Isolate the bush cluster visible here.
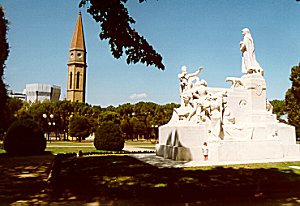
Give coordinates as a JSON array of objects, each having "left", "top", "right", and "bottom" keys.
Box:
[
  {"left": 3, "top": 119, "right": 46, "bottom": 155},
  {"left": 94, "top": 122, "right": 124, "bottom": 151}
]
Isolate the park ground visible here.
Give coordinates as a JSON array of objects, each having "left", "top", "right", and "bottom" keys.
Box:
[{"left": 1, "top": 141, "right": 300, "bottom": 205}]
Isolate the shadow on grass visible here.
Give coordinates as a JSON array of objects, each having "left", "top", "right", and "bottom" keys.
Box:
[
  {"left": 0, "top": 152, "right": 55, "bottom": 204},
  {"left": 47, "top": 155, "right": 300, "bottom": 205}
]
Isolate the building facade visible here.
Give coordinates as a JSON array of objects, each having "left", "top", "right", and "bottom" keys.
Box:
[
  {"left": 25, "top": 83, "right": 61, "bottom": 103},
  {"left": 67, "top": 11, "right": 87, "bottom": 103}
]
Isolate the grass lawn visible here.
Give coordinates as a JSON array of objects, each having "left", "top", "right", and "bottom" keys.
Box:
[
  {"left": 45, "top": 141, "right": 97, "bottom": 154},
  {"left": 43, "top": 155, "right": 300, "bottom": 205},
  {"left": 0, "top": 140, "right": 156, "bottom": 154},
  {"left": 0, "top": 153, "right": 55, "bottom": 205},
  {"left": 1, "top": 141, "right": 300, "bottom": 205}
]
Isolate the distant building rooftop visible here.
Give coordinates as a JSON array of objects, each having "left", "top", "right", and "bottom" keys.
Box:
[{"left": 25, "top": 83, "right": 61, "bottom": 103}]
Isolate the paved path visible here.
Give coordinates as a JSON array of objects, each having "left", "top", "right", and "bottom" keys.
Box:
[{"left": 131, "top": 153, "right": 300, "bottom": 168}]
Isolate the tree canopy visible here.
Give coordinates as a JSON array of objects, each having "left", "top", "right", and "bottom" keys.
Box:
[
  {"left": 79, "top": 0, "right": 164, "bottom": 70},
  {"left": 9, "top": 100, "right": 178, "bottom": 141},
  {"left": 285, "top": 63, "right": 300, "bottom": 138},
  {"left": 269, "top": 99, "right": 287, "bottom": 123},
  {"left": 69, "top": 115, "right": 91, "bottom": 142},
  {"left": 0, "top": 6, "right": 9, "bottom": 139}
]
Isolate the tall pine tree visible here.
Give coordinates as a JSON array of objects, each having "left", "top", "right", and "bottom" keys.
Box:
[{"left": 285, "top": 63, "right": 300, "bottom": 139}]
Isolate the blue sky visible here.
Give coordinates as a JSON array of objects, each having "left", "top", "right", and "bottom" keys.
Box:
[{"left": 1, "top": 0, "right": 300, "bottom": 107}]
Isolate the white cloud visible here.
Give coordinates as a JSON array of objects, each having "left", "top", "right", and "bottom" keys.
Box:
[{"left": 129, "top": 93, "right": 147, "bottom": 100}]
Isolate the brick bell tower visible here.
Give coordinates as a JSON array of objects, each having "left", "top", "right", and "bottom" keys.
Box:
[{"left": 67, "top": 11, "right": 87, "bottom": 103}]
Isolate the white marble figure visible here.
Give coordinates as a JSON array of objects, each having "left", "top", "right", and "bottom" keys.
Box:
[
  {"left": 192, "top": 80, "right": 211, "bottom": 123},
  {"left": 240, "top": 28, "right": 263, "bottom": 75},
  {"left": 208, "top": 94, "right": 223, "bottom": 139},
  {"left": 173, "top": 92, "right": 195, "bottom": 122},
  {"left": 157, "top": 28, "right": 299, "bottom": 162},
  {"left": 222, "top": 97, "right": 235, "bottom": 124},
  {"left": 173, "top": 66, "right": 235, "bottom": 135},
  {"left": 178, "top": 66, "right": 203, "bottom": 105},
  {"left": 226, "top": 77, "right": 244, "bottom": 89}
]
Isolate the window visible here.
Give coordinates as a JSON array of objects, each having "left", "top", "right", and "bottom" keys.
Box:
[
  {"left": 76, "top": 72, "right": 80, "bottom": 89},
  {"left": 69, "top": 72, "right": 73, "bottom": 89}
]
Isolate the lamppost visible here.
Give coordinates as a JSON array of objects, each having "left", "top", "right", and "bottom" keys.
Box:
[
  {"left": 43, "top": 113, "right": 55, "bottom": 142},
  {"left": 151, "top": 125, "right": 159, "bottom": 140},
  {"left": 68, "top": 114, "right": 73, "bottom": 141}
]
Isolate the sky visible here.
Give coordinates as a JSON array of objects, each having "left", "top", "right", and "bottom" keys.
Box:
[{"left": 1, "top": 0, "right": 300, "bottom": 107}]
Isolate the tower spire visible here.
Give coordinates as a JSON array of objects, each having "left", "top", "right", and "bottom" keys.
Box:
[
  {"left": 67, "top": 11, "right": 87, "bottom": 103},
  {"left": 70, "top": 11, "right": 85, "bottom": 51}
]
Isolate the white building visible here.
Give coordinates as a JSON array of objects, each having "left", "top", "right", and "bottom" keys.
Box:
[{"left": 25, "top": 83, "right": 61, "bottom": 103}]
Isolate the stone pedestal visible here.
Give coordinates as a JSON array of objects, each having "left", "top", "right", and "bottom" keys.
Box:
[
  {"left": 156, "top": 73, "right": 300, "bottom": 163},
  {"left": 156, "top": 124, "right": 209, "bottom": 161}
]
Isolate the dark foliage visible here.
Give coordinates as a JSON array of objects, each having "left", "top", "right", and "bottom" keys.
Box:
[
  {"left": 0, "top": 154, "right": 54, "bottom": 204},
  {"left": 3, "top": 119, "right": 46, "bottom": 155},
  {"left": 269, "top": 99, "right": 287, "bottom": 123},
  {"left": 79, "top": 0, "right": 164, "bottom": 70},
  {"left": 0, "top": 6, "right": 9, "bottom": 138},
  {"left": 94, "top": 121, "right": 124, "bottom": 151},
  {"left": 14, "top": 101, "right": 178, "bottom": 141},
  {"left": 69, "top": 115, "right": 90, "bottom": 142},
  {"left": 285, "top": 63, "right": 300, "bottom": 139}
]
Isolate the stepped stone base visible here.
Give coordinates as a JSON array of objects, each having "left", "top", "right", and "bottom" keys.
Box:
[{"left": 156, "top": 124, "right": 300, "bottom": 162}]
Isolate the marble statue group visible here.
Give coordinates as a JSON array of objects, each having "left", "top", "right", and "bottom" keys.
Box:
[{"left": 156, "top": 28, "right": 300, "bottom": 163}]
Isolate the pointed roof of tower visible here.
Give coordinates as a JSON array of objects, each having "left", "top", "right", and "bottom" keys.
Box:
[{"left": 70, "top": 11, "right": 85, "bottom": 51}]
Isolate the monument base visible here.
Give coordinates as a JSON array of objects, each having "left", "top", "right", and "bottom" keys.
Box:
[{"left": 156, "top": 124, "right": 300, "bottom": 162}]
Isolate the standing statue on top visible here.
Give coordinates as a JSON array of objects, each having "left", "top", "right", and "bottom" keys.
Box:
[{"left": 240, "top": 28, "right": 263, "bottom": 76}]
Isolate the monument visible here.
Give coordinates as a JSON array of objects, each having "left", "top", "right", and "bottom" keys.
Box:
[{"left": 156, "top": 28, "right": 300, "bottom": 162}]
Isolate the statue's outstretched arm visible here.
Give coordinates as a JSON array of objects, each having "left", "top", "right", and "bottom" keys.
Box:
[{"left": 187, "top": 67, "right": 203, "bottom": 78}]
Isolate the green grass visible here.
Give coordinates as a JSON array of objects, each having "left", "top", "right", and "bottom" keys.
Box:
[
  {"left": 45, "top": 141, "right": 95, "bottom": 154},
  {"left": 45, "top": 147, "right": 98, "bottom": 154},
  {"left": 1, "top": 149, "right": 300, "bottom": 205},
  {"left": 46, "top": 141, "right": 94, "bottom": 146},
  {"left": 0, "top": 154, "right": 55, "bottom": 204},
  {"left": 46, "top": 155, "right": 300, "bottom": 205},
  {"left": 125, "top": 141, "right": 156, "bottom": 147},
  {"left": 185, "top": 161, "right": 300, "bottom": 174},
  {"left": 0, "top": 140, "right": 155, "bottom": 154}
]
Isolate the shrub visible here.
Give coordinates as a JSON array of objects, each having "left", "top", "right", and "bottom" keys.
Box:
[
  {"left": 94, "top": 121, "right": 124, "bottom": 151},
  {"left": 3, "top": 118, "right": 46, "bottom": 155},
  {"left": 69, "top": 115, "right": 90, "bottom": 142}
]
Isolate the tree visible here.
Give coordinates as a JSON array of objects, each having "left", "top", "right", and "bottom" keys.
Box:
[
  {"left": 94, "top": 121, "right": 124, "bottom": 151},
  {"left": 69, "top": 115, "right": 91, "bottom": 142},
  {"left": 130, "top": 116, "right": 146, "bottom": 140},
  {"left": 98, "top": 110, "right": 120, "bottom": 124},
  {"left": 0, "top": 6, "right": 9, "bottom": 139},
  {"left": 54, "top": 100, "right": 74, "bottom": 140},
  {"left": 269, "top": 99, "right": 287, "bottom": 123},
  {"left": 79, "top": 0, "right": 164, "bottom": 70},
  {"left": 120, "top": 117, "right": 133, "bottom": 140},
  {"left": 4, "top": 118, "right": 46, "bottom": 155},
  {"left": 285, "top": 63, "right": 300, "bottom": 138},
  {"left": 3, "top": 97, "right": 24, "bottom": 131}
]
